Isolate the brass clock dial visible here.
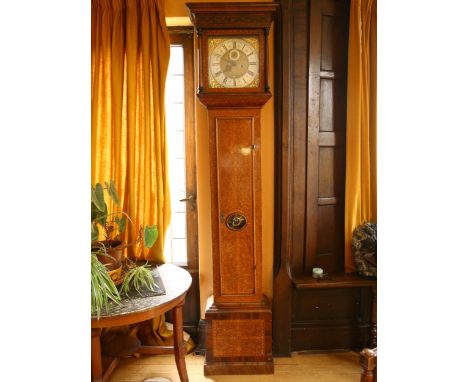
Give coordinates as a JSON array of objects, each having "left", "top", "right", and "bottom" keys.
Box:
[{"left": 208, "top": 37, "right": 260, "bottom": 89}]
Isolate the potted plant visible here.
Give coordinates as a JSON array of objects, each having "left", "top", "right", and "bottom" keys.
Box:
[
  {"left": 91, "top": 180, "right": 158, "bottom": 274},
  {"left": 91, "top": 180, "right": 161, "bottom": 317},
  {"left": 91, "top": 252, "right": 159, "bottom": 318}
]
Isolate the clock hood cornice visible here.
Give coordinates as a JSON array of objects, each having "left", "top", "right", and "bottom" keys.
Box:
[{"left": 186, "top": 2, "right": 279, "bottom": 31}]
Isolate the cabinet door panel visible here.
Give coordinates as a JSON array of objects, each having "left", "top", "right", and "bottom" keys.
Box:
[
  {"left": 209, "top": 109, "right": 263, "bottom": 303},
  {"left": 216, "top": 116, "right": 255, "bottom": 296},
  {"left": 303, "top": 0, "right": 349, "bottom": 274}
]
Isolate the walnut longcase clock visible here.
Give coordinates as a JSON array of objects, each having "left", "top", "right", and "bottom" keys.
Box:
[{"left": 187, "top": 2, "right": 278, "bottom": 376}]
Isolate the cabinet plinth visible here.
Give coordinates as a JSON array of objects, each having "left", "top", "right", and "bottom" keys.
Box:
[{"left": 204, "top": 296, "right": 273, "bottom": 375}]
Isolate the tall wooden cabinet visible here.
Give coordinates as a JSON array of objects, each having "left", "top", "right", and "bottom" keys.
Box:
[
  {"left": 187, "top": 2, "right": 279, "bottom": 375},
  {"left": 273, "top": 0, "right": 376, "bottom": 355}
]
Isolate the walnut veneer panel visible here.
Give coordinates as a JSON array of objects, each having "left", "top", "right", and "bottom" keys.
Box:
[
  {"left": 204, "top": 299, "right": 273, "bottom": 368},
  {"left": 208, "top": 108, "right": 263, "bottom": 304},
  {"left": 212, "top": 319, "right": 265, "bottom": 357},
  {"left": 216, "top": 116, "right": 255, "bottom": 296}
]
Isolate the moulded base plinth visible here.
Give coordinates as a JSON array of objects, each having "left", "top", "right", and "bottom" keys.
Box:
[{"left": 203, "top": 296, "right": 273, "bottom": 375}]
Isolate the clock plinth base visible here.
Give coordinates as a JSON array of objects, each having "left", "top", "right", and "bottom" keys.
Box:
[{"left": 204, "top": 296, "right": 273, "bottom": 375}]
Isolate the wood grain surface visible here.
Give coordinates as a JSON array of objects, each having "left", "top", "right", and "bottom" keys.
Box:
[{"left": 108, "top": 352, "right": 361, "bottom": 382}]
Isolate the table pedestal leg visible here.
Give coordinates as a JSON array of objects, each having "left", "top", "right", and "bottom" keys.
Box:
[
  {"left": 91, "top": 328, "right": 103, "bottom": 382},
  {"left": 173, "top": 302, "right": 189, "bottom": 382}
]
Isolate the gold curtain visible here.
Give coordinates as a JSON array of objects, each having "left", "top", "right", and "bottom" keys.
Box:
[
  {"left": 344, "top": 0, "right": 377, "bottom": 272},
  {"left": 91, "top": 0, "right": 171, "bottom": 262}
]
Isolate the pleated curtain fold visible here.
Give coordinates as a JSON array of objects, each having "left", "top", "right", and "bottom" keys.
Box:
[
  {"left": 91, "top": 0, "right": 171, "bottom": 262},
  {"left": 344, "top": 0, "right": 377, "bottom": 272}
]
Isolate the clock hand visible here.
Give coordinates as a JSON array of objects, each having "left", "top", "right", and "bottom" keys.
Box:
[
  {"left": 225, "top": 62, "right": 233, "bottom": 72},
  {"left": 224, "top": 61, "right": 237, "bottom": 74}
]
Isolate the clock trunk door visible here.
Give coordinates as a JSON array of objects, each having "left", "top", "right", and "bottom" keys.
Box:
[{"left": 209, "top": 108, "right": 263, "bottom": 304}]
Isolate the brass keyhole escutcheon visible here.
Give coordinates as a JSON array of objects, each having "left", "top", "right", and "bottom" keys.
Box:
[{"left": 225, "top": 213, "right": 247, "bottom": 231}]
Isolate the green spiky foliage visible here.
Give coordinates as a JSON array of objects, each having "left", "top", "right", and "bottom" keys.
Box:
[
  {"left": 91, "top": 253, "right": 121, "bottom": 318},
  {"left": 120, "top": 262, "right": 156, "bottom": 298}
]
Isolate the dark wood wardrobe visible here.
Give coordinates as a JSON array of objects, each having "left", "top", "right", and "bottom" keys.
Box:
[{"left": 273, "top": 0, "right": 376, "bottom": 355}]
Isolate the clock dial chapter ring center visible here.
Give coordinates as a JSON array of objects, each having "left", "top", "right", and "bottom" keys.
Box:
[{"left": 220, "top": 49, "right": 249, "bottom": 79}]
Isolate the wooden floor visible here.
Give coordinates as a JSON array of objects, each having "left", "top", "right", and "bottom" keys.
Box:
[{"left": 108, "top": 351, "right": 361, "bottom": 382}]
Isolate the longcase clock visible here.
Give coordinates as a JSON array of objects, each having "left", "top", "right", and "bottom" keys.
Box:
[{"left": 187, "top": 2, "right": 278, "bottom": 375}]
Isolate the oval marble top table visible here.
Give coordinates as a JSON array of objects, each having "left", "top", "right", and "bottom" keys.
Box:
[
  {"left": 91, "top": 264, "right": 192, "bottom": 382},
  {"left": 92, "top": 263, "right": 192, "bottom": 327}
]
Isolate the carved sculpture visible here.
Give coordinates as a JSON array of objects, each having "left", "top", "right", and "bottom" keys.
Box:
[{"left": 352, "top": 222, "right": 377, "bottom": 277}]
